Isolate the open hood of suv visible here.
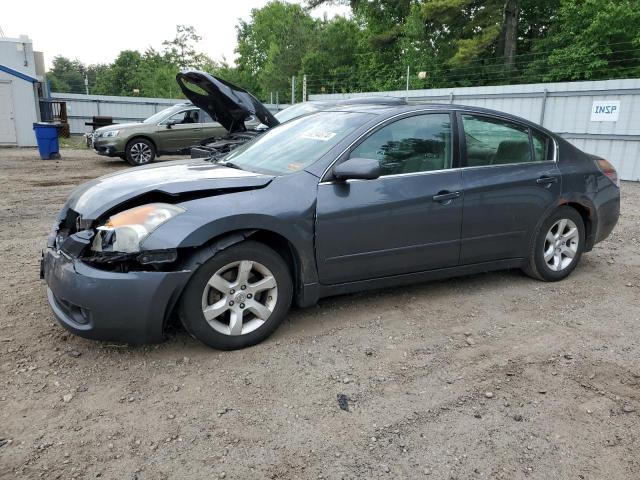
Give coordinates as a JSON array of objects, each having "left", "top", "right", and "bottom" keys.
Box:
[{"left": 176, "top": 70, "right": 279, "bottom": 134}]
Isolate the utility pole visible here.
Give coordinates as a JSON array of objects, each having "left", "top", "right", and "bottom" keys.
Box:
[
  {"left": 291, "top": 75, "right": 296, "bottom": 104},
  {"left": 302, "top": 75, "right": 307, "bottom": 102},
  {"left": 84, "top": 75, "right": 89, "bottom": 95}
]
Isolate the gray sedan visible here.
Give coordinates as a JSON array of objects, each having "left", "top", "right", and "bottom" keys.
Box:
[{"left": 42, "top": 103, "right": 620, "bottom": 350}]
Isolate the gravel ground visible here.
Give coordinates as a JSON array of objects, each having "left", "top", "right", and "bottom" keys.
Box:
[{"left": 1, "top": 147, "right": 639, "bottom": 480}]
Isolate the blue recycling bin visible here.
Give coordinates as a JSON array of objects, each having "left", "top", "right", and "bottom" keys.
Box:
[{"left": 33, "top": 123, "right": 61, "bottom": 160}]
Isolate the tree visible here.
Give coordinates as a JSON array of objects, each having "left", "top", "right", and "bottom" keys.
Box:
[
  {"left": 45, "top": 2, "right": 640, "bottom": 99},
  {"left": 527, "top": 0, "right": 640, "bottom": 81},
  {"left": 162, "top": 25, "right": 210, "bottom": 69},
  {"left": 48, "top": 25, "right": 217, "bottom": 97},
  {"left": 301, "top": 16, "right": 362, "bottom": 93},
  {"left": 47, "top": 56, "right": 86, "bottom": 93},
  {"left": 236, "top": 1, "right": 317, "bottom": 100},
  {"left": 92, "top": 50, "right": 143, "bottom": 96}
]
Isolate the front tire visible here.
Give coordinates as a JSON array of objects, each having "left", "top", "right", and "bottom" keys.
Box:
[
  {"left": 523, "top": 206, "right": 585, "bottom": 281},
  {"left": 179, "top": 241, "right": 292, "bottom": 350},
  {"left": 125, "top": 138, "right": 156, "bottom": 166}
]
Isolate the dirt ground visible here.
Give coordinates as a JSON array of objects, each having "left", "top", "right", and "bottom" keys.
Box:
[{"left": 1, "top": 146, "right": 639, "bottom": 480}]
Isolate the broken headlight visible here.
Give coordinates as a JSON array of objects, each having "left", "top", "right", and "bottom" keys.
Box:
[{"left": 92, "top": 203, "right": 185, "bottom": 253}]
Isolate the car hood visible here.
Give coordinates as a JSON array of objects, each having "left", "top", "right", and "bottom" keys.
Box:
[
  {"left": 94, "top": 122, "right": 142, "bottom": 134},
  {"left": 64, "top": 160, "right": 274, "bottom": 221},
  {"left": 176, "top": 70, "right": 279, "bottom": 134}
]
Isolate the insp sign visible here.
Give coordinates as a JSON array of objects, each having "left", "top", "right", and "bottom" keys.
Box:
[{"left": 591, "top": 100, "right": 621, "bottom": 122}]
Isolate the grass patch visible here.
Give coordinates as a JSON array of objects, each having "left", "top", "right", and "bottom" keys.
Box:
[{"left": 59, "top": 134, "right": 89, "bottom": 150}]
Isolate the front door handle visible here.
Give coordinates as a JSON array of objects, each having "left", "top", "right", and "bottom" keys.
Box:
[
  {"left": 536, "top": 176, "right": 558, "bottom": 186},
  {"left": 432, "top": 191, "right": 462, "bottom": 204}
]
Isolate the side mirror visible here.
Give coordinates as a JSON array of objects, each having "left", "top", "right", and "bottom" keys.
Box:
[
  {"left": 165, "top": 119, "right": 179, "bottom": 129},
  {"left": 333, "top": 157, "right": 381, "bottom": 181}
]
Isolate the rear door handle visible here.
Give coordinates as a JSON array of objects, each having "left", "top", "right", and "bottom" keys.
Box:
[
  {"left": 432, "top": 191, "right": 462, "bottom": 203},
  {"left": 536, "top": 176, "right": 558, "bottom": 185}
]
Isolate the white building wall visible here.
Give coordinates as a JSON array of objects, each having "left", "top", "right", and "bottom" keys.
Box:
[{"left": 0, "top": 36, "right": 39, "bottom": 147}]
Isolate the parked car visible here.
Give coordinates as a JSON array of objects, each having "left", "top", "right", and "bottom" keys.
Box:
[
  {"left": 42, "top": 102, "right": 620, "bottom": 350},
  {"left": 91, "top": 102, "right": 261, "bottom": 166},
  {"left": 176, "top": 70, "right": 407, "bottom": 159}
]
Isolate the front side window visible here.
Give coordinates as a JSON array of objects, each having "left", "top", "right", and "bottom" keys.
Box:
[
  {"left": 462, "top": 115, "right": 540, "bottom": 167},
  {"left": 165, "top": 109, "right": 199, "bottom": 125},
  {"left": 223, "top": 111, "right": 373, "bottom": 175},
  {"left": 350, "top": 113, "right": 452, "bottom": 176},
  {"left": 143, "top": 105, "right": 183, "bottom": 124}
]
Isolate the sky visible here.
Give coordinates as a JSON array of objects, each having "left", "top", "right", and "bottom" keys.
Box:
[{"left": 1, "top": 0, "right": 351, "bottom": 69}]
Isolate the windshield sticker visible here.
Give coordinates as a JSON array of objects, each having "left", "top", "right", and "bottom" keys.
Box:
[{"left": 301, "top": 130, "right": 337, "bottom": 142}]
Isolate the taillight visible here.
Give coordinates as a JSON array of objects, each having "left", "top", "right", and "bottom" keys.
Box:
[{"left": 595, "top": 158, "right": 620, "bottom": 187}]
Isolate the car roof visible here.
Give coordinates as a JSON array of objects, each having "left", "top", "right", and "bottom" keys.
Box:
[
  {"left": 310, "top": 96, "right": 407, "bottom": 107},
  {"left": 320, "top": 102, "right": 554, "bottom": 134}
]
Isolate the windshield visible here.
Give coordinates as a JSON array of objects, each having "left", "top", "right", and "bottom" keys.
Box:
[
  {"left": 143, "top": 105, "right": 187, "bottom": 124},
  {"left": 223, "top": 111, "right": 373, "bottom": 175},
  {"left": 274, "top": 103, "right": 324, "bottom": 123}
]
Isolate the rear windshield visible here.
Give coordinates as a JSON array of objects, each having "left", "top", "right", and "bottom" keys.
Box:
[{"left": 223, "top": 111, "right": 373, "bottom": 175}]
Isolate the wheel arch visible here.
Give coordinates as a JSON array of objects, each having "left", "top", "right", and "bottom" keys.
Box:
[
  {"left": 558, "top": 200, "right": 596, "bottom": 251},
  {"left": 178, "top": 228, "right": 306, "bottom": 307},
  {"left": 125, "top": 135, "right": 158, "bottom": 153}
]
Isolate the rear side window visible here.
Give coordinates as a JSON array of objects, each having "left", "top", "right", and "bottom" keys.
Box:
[
  {"left": 200, "top": 110, "right": 216, "bottom": 123},
  {"left": 462, "top": 114, "right": 543, "bottom": 167},
  {"left": 531, "top": 130, "right": 554, "bottom": 161},
  {"left": 351, "top": 113, "right": 452, "bottom": 176}
]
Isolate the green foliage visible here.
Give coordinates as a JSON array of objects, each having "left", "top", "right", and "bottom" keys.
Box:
[
  {"left": 47, "top": 25, "right": 224, "bottom": 98},
  {"left": 47, "top": 56, "right": 88, "bottom": 93},
  {"left": 527, "top": 0, "right": 640, "bottom": 81},
  {"left": 162, "top": 25, "right": 211, "bottom": 69},
  {"left": 236, "top": 1, "right": 317, "bottom": 100},
  {"left": 301, "top": 16, "right": 363, "bottom": 93},
  {"left": 47, "top": 1, "right": 640, "bottom": 100}
]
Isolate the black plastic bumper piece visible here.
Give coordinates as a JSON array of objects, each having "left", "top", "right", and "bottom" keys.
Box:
[
  {"left": 42, "top": 248, "right": 192, "bottom": 344},
  {"left": 190, "top": 146, "right": 214, "bottom": 159}
]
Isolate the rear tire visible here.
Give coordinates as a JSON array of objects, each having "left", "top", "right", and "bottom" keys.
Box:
[
  {"left": 522, "top": 206, "right": 585, "bottom": 281},
  {"left": 179, "top": 241, "right": 292, "bottom": 350},
  {"left": 125, "top": 138, "right": 156, "bottom": 166}
]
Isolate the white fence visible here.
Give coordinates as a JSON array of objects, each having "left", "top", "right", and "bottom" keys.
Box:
[
  {"left": 50, "top": 92, "right": 287, "bottom": 135},
  {"left": 310, "top": 78, "right": 640, "bottom": 181}
]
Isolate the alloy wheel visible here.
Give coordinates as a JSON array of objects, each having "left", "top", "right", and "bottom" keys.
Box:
[
  {"left": 130, "top": 142, "right": 153, "bottom": 164},
  {"left": 543, "top": 218, "right": 579, "bottom": 271},
  {"left": 201, "top": 260, "right": 278, "bottom": 336}
]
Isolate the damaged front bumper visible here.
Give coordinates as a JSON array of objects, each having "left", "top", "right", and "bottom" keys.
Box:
[{"left": 42, "top": 248, "right": 192, "bottom": 344}]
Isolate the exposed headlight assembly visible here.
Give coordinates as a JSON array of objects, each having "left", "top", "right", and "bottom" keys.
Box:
[
  {"left": 92, "top": 203, "right": 185, "bottom": 253},
  {"left": 102, "top": 130, "right": 120, "bottom": 138}
]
